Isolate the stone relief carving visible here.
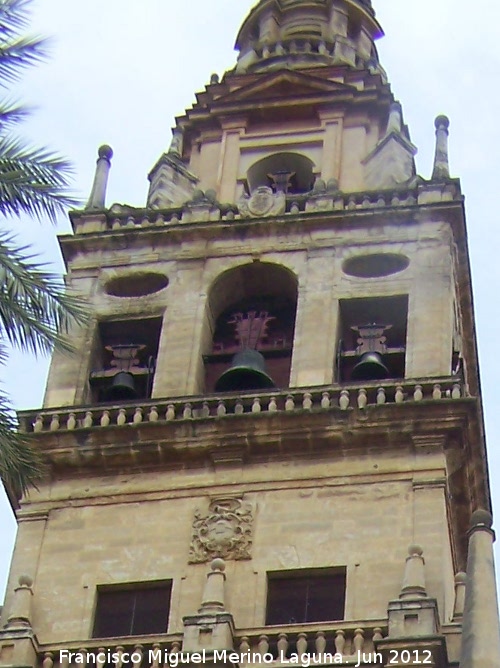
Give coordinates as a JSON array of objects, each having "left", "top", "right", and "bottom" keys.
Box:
[
  {"left": 189, "top": 497, "right": 254, "bottom": 563},
  {"left": 238, "top": 186, "right": 286, "bottom": 218}
]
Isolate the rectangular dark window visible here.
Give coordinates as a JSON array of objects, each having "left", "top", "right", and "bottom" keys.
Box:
[
  {"left": 93, "top": 582, "right": 172, "bottom": 638},
  {"left": 266, "top": 569, "right": 346, "bottom": 625}
]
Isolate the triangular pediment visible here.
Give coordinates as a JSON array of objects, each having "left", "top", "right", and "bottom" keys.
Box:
[{"left": 215, "top": 70, "right": 354, "bottom": 104}]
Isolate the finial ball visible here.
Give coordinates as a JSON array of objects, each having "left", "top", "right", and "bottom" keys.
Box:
[
  {"left": 18, "top": 574, "right": 33, "bottom": 588},
  {"left": 98, "top": 144, "right": 113, "bottom": 160},
  {"left": 211, "top": 558, "right": 226, "bottom": 572},
  {"left": 470, "top": 509, "right": 493, "bottom": 529},
  {"left": 435, "top": 115, "right": 450, "bottom": 130},
  {"left": 408, "top": 544, "right": 423, "bottom": 557}
]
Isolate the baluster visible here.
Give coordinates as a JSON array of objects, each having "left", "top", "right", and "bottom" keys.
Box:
[
  {"left": 285, "top": 395, "right": 295, "bottom": 411},
  {"left": 335, "top": 630, "right": 345, "bottom": 655},
  {"left": 133, "top": 407, "right": 143, "bottom": 424},
  {"left": 239, "top": 636, "right": 250, "bottom": 654},
  {"left": 234, "top": 400, "right": 244, "bottom": 414},
  {"left": 315, "top": 631, "right": 326, "bottom": 655},
  {"left": 413, "top": 385, "right": 423, "bottom": 402},
  {"left": 339, "top": 390, "right": 350, "bottom": 410},
  {"left": 302, "top": 392, "right": 312, "bottom": 410},
  {"left": 148, "top": 406, "right": 159, "bottom": 421},
  {"left": 49, "top": 414, "right": 60, "bottom": 431},
  {"left": 376, "top": 387, "right": 386, "bottom": 404},
  {"left": 83, "top": 411, "right": 93, "bottom": 428},
  {"left": 452, "top": 383, "right": 461, "bottom": 399},
  {"left": 296, "top": 632, "right": 308, "bottom": 655},
  {"left": 116, "top": 408, "right": 127, "bottom": 425},
  {"left": 166, "top": 404, "right": 175, "bottom": 420},
  {"left": 132, "top": 645, "right": 143, "bottom": 668},
  {"left": 353, "top": 629, "right": 364, "bottom": 655},
  {"left": 183, "top": 403, "right": 192, "bottom": 419},
  {"left": 67, "top": 412, "right": 76, "bottom": 430},
  {"left": 77, "top": 649, "right": 88, "bottom": 668},
  {"left": 252, "top": 398, "right": 261, "bottom": 413},
  {"left": 357, "top": 389, "right": 367, "bottom": 408},
  {"left": 43, "top": 652, "right": 54, "bottom": 668},
  {"left": 151, "top": 643, "right": 161, "bottom": 668},
  {"left": 268, "top": 397, "right": 277, "bottom": 412},
  {"left": 96, "top": 648, "right": 106, "bottom": 668},
  {"left": 432, "top": 383, "right": 442, "bottom": 400},
  {"left": 372, "top": 627, "right": 383, "bottom": 642},
  {"left": 60, "top": 650, "right": 70, "bottom": 668},
  {"left": 321, "top": 392, "right": 330, "bottom": 409},
  {"left": 258, "top": 635, "right": 269, "bottom": 656},
  {"left": 200, "top": 401, "right": 210, "bottom": 418},
  {"left": 111, "top": 218, "right": 121, "bottom": 229},
  {"left": 395, "top": 386, "right": 404, "bottom": 403},
  {"left": 155, "top": 214, "right": 165, "bottom": 225},
  {"left": 126, "top": 216, "right": 136, "bottom": 227},
  {"left": 33, "top": 415, "right": 44, "bottom": 432},
  {"left": 290, "top": 202, "right": 300, "bottom": 214},
  {"left": 170, "top": 641, "right": 181, "bottom": 655},
  {"left": 114, "top": 646, "right": 125, "bottom": 668},
  {"left": 100, "top": 410, "right": 110, "bottom": 427},
  {"left": 217, "top": 400, "right": 227, "bottom": 416},
  {"left": 277, "top": 633, "right": 288, "bottom": 657},
  {"left": 141, "top": 216, "right": 150, "bottom": 227}
]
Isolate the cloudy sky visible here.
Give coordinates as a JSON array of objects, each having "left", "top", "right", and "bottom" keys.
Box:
[{"left": 1, "top": 0, "right": 500, "bottom": 602}]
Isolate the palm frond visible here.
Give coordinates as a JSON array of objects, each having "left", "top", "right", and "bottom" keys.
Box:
[
  {"left": 0, "top": 136, "right": 78, "bottom": 223},
  {"left": 0, "top": 385, "right": 44, "bottom": 496},
  {"left": 0, "top": 233, "right": 88, "bottom": 355},
  {"left": 0, "top": 35, "right": 44, "bottom": 83},
  {"left": 0, "top": 98, "right": 29, "bottom": 125},
  {"left": 0, "top": 0, "right": 32, "bottom": 35},
  {"left": 0, "top": 1, "right": 45, "bottom": 86}
]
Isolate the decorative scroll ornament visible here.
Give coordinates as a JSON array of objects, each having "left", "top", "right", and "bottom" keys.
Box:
[
  {"left": 238, "top": 186, "right": 286, "bottom": 218},
  {"left": 189, "top": 497, "right": 254, "bottom": 563}
]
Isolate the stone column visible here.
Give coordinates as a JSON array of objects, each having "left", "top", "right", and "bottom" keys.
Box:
[
  {"left": 86, "top": 144, "right": 113, "bottom": 209},
  {"left": 431, "top": 115, "right": 450, "bottom": 180},
  {"left": 460, "top": 510, "right": 500, "bottom": 667}
]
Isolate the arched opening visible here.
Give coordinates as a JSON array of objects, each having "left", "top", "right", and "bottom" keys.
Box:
[
  {"left": 246, "top": 152, "right": 315, "bottom": 195},
  {"left": 204, "top": 263, "right": 298, "bottom": 393}
]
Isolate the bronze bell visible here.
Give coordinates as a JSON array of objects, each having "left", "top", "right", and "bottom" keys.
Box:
[
  {"left": 215, "top": 349, "right": 275, "bottom": 392},
  {"left": 351, "top": 351, "right": 390, "bottom": 381},
  {"left": 105, "top": 371, "right": 137, "bottom": 400}
]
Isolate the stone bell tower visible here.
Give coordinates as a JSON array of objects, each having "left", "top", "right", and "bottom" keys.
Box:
[{"left": 1, "top": 1, "right": 499, "bottom": 667}]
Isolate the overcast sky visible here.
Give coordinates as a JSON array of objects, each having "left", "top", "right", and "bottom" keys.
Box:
[{"left": 1, "top": 0, "right": 500, "bottom": 603}]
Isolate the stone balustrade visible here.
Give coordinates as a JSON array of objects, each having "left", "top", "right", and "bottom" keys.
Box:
[
  {"left": 38, "top": 637, "right": 182, "bottom": 668},
  {"left": 70, "top": 182, "right": 461, "bottom": 234},
  {"left": 19, "top": 378, "right": 464, "bottom": 435},
  {"left": 35, "top": 622, "right": 387, "bottom": 668},
  {"left": 235, "top": 622, "right": 387, "bottom": 661}
]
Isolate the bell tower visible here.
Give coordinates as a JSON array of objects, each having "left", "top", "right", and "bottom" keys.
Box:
[{"left": 1, "top": 1, "right": 499, "bottom": 667}]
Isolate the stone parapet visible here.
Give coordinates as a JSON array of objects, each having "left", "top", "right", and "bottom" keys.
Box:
[{"left": 19, "top": 377, "right": 465, "bottom": 435}]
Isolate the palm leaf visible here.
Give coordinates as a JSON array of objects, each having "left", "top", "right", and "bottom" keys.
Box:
[
  {"left": 0, "top": 233, "right": 87, "bottom": 355},
  {"left": 0, "top": 383, "right": 44, "bottom": 496},
  {"left": 0, "top": 137, "right": 78, "bottom": 223}
]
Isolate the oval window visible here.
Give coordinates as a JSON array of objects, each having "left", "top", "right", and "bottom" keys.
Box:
[
  {"left": 105, "top": 273, "right": 169, "bottom": 297},
  {"left": 342, "top": 253, "right": 409, "bottom": 278}
]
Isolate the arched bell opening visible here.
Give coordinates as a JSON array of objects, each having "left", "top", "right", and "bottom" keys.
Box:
[
  {"left": 204, "top": 263, "right": 298, "bottom": 393},
  {"left": 88, "top": 317, "right": 162, "bottom": 403},
  {"left": 337, "top": 295, "right": 408, "bottom": 383},
  {"left": 246, "top": 152, "right": 315, "bottom": 195}
]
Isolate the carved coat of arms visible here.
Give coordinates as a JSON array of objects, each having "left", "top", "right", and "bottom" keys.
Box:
[
  {"left": 189, "top": 497, "right": 254, "bottom": 563},
  {"left": 238, "top": 186, "right": 286, "bottom": 218}
]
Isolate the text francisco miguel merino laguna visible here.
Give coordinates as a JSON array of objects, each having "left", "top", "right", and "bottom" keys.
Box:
[{"left": 58, "top": 649, "right": 389, "bottom": 668}]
